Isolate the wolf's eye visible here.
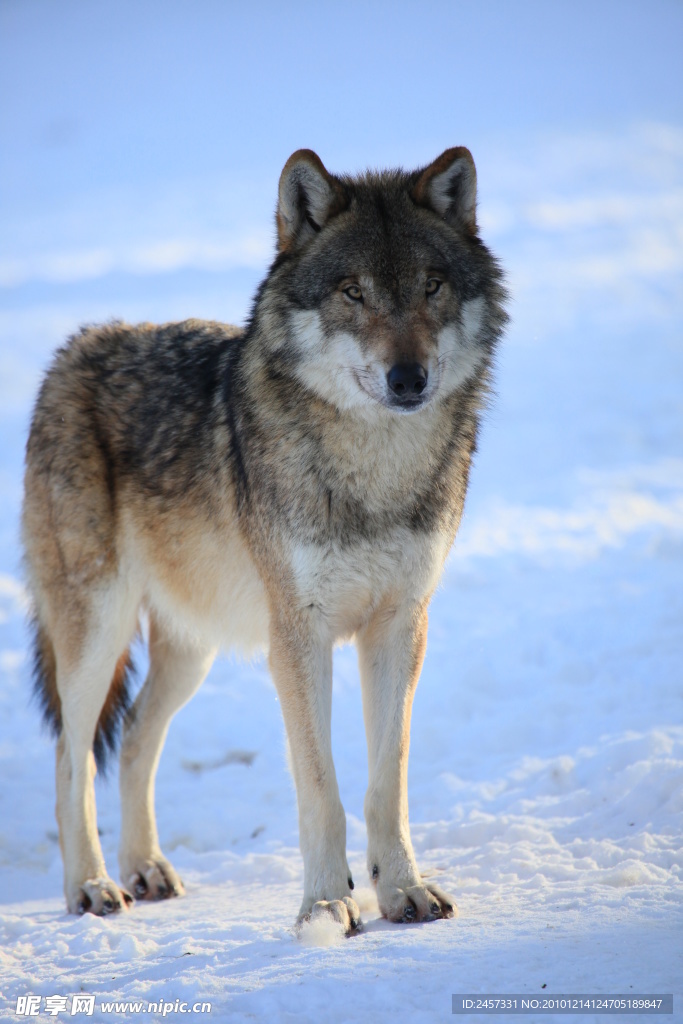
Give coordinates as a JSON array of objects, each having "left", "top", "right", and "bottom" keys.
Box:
[
  {"left": 343, "top": 284, "right": 363, "bottom": 302},
  {"left": 426, "top": 278, "right": 442, "bottom": 296}
]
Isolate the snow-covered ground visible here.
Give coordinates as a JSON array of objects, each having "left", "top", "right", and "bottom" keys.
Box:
[{"left": 1, "top": 2, "right": 682, "bottom": 1021}]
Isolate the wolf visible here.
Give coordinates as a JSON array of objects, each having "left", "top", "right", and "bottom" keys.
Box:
[{"left": 22, "top": 147, "right": 507, "bottom": 933}]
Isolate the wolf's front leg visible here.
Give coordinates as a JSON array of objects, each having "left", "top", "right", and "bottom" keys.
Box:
[
  {"left": 357, "top": 602, "right": 456, "bottom": 923},
  {"left": 268, "top": 605, "right": 360, "bottom": 934}
]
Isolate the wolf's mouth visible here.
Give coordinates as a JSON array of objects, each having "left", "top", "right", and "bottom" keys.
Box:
[
  {"left": 352, "top": 370, "right": 435, "bottom": 413},
  {"left": 386, "top": 395, "right": 428, "bottom": 414}
]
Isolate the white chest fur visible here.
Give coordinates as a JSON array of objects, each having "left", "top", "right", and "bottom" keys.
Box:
[{"left": 288, "top": 528, "right": 450, "bottom": 640}]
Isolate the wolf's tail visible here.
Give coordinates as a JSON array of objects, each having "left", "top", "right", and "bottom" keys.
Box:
[{"left": 31, "top": 617, "right": 135, "bottom": 776}]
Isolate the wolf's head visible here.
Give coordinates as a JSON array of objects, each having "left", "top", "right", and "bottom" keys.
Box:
[{"left": 257, "top": 148, "right": 506, "bottom": 415}]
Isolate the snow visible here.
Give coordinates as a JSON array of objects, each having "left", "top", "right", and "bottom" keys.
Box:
[{"left": 1, "top": 1, "right": 682, "bottom": 1020}]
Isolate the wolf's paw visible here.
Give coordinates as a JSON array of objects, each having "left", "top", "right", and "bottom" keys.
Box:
[
  {"left": 378, "top": 880, "right": 456, "bottom": 923},
  {"left": 68, "top": 877, "right": 133, "bottom": 916},
  {"left": 297, "top": 896, "right": 362, "bottom": 937},
  {"left": 123, "top": 857, "right": 185, "bottom": 901}
]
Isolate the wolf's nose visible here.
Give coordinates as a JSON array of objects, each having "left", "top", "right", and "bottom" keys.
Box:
[{"left": 387, "top": 363, "right": 428, "bottom": 398}]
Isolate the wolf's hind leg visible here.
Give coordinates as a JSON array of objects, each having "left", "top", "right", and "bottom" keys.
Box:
[
  {"left": 54, "top": 614, "right": 138, "bottom": 915},
  {"left": 118, "top": 615, "right": 215, "bottom": 901}
]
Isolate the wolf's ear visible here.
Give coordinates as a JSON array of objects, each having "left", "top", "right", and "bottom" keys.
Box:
[
  {"left": 277, "top": 150, "right": 347, "bottom": 252},
  {"left": 411, "top": 147, "right": 477, "bottom": 233}
]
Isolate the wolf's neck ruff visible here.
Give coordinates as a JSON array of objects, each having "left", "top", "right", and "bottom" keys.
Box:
[
  {"left": 231, "top": 329, "right": 484, "bottom": 546},
  {"left": 22, "top": 147, "right": 507, "bottom": 930}
]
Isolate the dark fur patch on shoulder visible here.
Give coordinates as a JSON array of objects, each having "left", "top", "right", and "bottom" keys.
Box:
[{"left": 222, "top": 341, "right": 250, "bottom": 512}]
